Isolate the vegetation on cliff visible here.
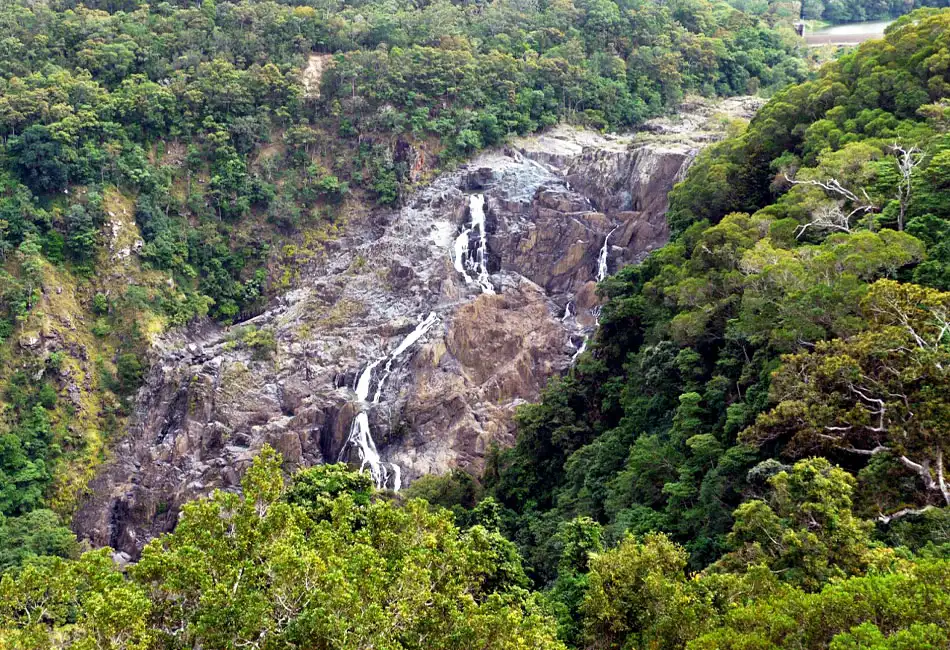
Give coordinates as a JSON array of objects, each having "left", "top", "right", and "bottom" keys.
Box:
[
  {"left": 5, "top": 2, "right": 950, "bottom": 650},
  {"left": 475, "top": 8, "right": 950, "bottom": 647},
  {"left": 0, "top": 0, "right": 806, "bottom": 557}
]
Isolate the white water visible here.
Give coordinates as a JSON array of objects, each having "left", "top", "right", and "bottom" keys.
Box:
[
  {"left": 355, "top": 359, "right": 383, "bottom": 401},
  {"left": 348, "top": 412, "right": 387, "bottom": 486},
  {"left": 391, "top": 464, "right": 402, "bottom": 492},
  {"left": 453, "top": 194, "right": 495, "bottom": 294},
  {"left": 570, "top": 305, "right": 606, "bottom": 365},
  {"left": 571, "top": 336, "right": 588, "bottom": 363},
  {"left": 562, "top": 301, "right": 574, "bottom": 321},
  {"left": 342, "top": 312, "right": 440, "bottom": 490},
  {"left": 453, "top": 224, "right": 473, "bottom": 282},
  {"left": 597, "top": 226, "right": 619, "bottom": 282},
  {"left": 372, "top": 312, "right": 439, "bottom": 403}
]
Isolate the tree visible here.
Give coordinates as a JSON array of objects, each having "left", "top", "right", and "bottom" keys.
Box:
[
  {"left": 890, "top": 143, "right": 924, "bottom": 231},
  {"left": 582, "top": 532, "right": 710, "bottom": 650},
  {"left": 130, "top": 447, "right": 563, "bottom": 649},
  {"left": 0, "top": 510, "right": 78, "bottom": 571},
  {"left": 784, "top": 172, "right": 876, "bottom": 238},
  {"left": 713, "top": 458, "right": 878, "bottom": 590},
  {"left": 690, "top": 559, "right": 950, "bottom": 650},
  {"left": 744, "top": 280, "right": 950, "bottom": 509},
  {"left": 285, "top": 461, "right": 373, "bottom": 519},
  {"left": 65, "top": 204, "right": 97, "bottom": 263},
  {"left": 0, "top": 550, "right": 153, "bottom": 650},
  {"left": 0, "top": 449, "right": 563, "bottom": 648},
  {"left": 7, "top": 125, "right": 69, "bottom": 194}
]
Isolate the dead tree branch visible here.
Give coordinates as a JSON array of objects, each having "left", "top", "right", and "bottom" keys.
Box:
[
  {"left": 785, "top": 173, "right": 876, "bottom": 238},
  {"left": 891, "top": 143, "right": 924, "bottom": 232}
]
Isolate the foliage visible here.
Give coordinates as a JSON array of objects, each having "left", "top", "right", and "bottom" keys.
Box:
[
  {"left": 0, "top": 448, "right": 564, "bottom": 650},
  {"left": 285, "top": 461, "right": 374, "bottom": 519},
  {"left": 689, "top": 559, "right": 950, "bottom": 649},
  {"left": 0, "top": 510, "right": 78, "bottom": 572},
  {"left": 744, "top": 280, "right": 950, "bottom": 510},
  {"left": 485, "top": 8, "right": 950, "bottom": 586},
  {"left": 582, "top": 532, "right": 706, "bottom": 650},
  {"left": 2, "top": 3, "right": 950, "bottom": 649},
  {"left": 0, "top": 0, "right": 814, "bottom": 565},
  {"left": 713, "top": 458, "right": 880, "bottom": 590},
  {"left": 0, "top": 372, "right": 59, "bottom": 516}
]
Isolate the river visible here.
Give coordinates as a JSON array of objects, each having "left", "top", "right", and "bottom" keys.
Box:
[{"left": 804, "top": 20, "right": 893, "bottom": 46}]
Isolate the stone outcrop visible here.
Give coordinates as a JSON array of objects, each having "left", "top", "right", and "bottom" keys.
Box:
[{"left": 73, "top": 99, "right": 758, "bottom": 558}]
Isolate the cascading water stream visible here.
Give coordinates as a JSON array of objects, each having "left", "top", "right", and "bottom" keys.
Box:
[
  {"left": 355, "top": 358, "right": 383, "bottom": 399},
  {"left": 571, "top": 305, "right": 606, "bottom": 365},
  {"left": 453, "top": 194, "right": 495, "bottom": 294},
  {"left": 571, "top": 337, "right": 588, "bottom": 363},
  {"left": 597, "top": 225, "right": 619, "bottom": 282},
  {"left": 341, "top": 312, "right": 440, "bottom": 491},
  {"left": 561, "top": 301, "right": 575, "bottom": 321},
  {"left": 372, "top": 311, "right": 439, "bottom": 403},
  {"left": 571, "top": 228, "right": 620, "bottom": 365}
]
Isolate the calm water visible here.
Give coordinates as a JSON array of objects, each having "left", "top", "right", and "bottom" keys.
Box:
[{"left": 805, "top": 20, "right": 893, "bottom": 45}]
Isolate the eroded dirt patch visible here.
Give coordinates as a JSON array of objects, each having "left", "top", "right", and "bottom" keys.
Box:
[{"left": 302, "top": 54, "right": 332, "bottom": 98}]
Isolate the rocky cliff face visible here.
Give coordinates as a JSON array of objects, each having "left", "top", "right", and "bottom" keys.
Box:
[{"left": 73, "top": 99, "right": 761, "bottom": 558}]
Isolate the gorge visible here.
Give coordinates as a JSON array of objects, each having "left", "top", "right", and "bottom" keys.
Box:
[{"left": 72, "top": 98, "right": 761, "bottom": 559}]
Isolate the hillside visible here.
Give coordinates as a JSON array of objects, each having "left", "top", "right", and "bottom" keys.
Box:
[
  {"left": 3, "top": 2, "right": 950, "bottom": 650},
  {"left": 0, "top": 0, "right": 805, "bottom": 557},
  {"left": 480, "top": 7, "right": 950, "bottom": 645}
]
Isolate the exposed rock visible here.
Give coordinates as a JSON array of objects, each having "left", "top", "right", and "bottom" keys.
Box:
[
  {"left": 390, "top": 276, "right": 569, "bottom": 476},
  {"left": 18, "top": 333, "right": 41, "bottom": 350},
  {"left": 73, "top": 97, "right": 755, "bottom": 557}
]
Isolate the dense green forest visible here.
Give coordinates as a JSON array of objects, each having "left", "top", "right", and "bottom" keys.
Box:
[
  {"left": 473, "top": 6, "right": 950, "bottom": 646},
  {"left": 5, "top": 1, "right": 950, "bottom": 649},
  {"left": 6, "top": 448, "right": 950, "bottom": 649}
]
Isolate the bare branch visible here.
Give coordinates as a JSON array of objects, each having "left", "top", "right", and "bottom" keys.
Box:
[
  {"left": 878, "top": 505, "right": 936, "bottom": 524},
  {"left": 785, "top": 174, "right": 862, "bottom": 202},
  {"left": 845, "top": 444, "right": 889, "bottom": 456},
  {"left": 785, "top": 173, "right": 877, "bottom": 238},
  {"left": 898, "top": 455, "right": 944, "bottom": 500},
  {"left": 890, "top": 143, "right": 924, "bottom": 231},
  {"left": 848, "top": 383, "right": 886, "bottom": 432}
]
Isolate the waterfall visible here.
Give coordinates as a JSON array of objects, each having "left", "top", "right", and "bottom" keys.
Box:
[
  {"left": 453, "top": 194, "right": 495, "bottom": 294},
  {"left": 342, "top": 312, "right": 440, "bottom": 491},
  {"left": 561, "top": 301, "right": 575, "bottom": 321},
  {"left": 347, "top": 412, "right": 387, "bottom": 487},
  {"left": 597, "top": 225, "right": 619, "bottom": 282},
  {"left": 570, "top": 226, "right": 618, "bottom": 365},
  {"left": 571, "top": 336, "right": 588, "bottom": 363},
  {"left": 372, "top": 311, "right": 439, "bottom": 403},
  {"left": 355, "top": 358, "right": 383, "bottom": 401},
  {"left": 391, "top": 464, "right": 402, "bottom": 492},
  {"left": 570, "top": 306, "right": 606, "bottom": 365}
]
